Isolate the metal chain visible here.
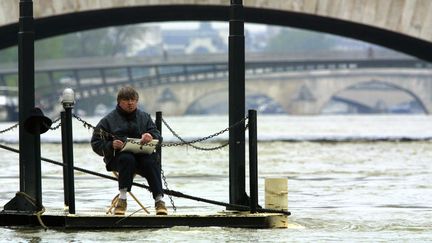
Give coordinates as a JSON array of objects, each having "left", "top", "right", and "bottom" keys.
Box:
[
  {"left": 72, "top": 113, "right": 180, "bottom": 210},
  {"left": 0, "top": 114, "right": 249, "bottom": 213},
  {"left": 0, "top": 122, "right": 19, "bottom": 134},
  {"left": 158, "top": 155, "right": 176, "bottom": 212},
  {"left": 161, "top": 116, "right": 248, "bottom": 150},
  {"left": 49, "top": 117, "right": 62, "bottom": 130},
  {"left": 0, "top": 117, "right": 61, "bottom": 135},
  {"left": 73, "top": 113, "right": 249, "bottom": 151},
  {"left": 72, "top": 114, "right": 249, "bottom": 211},
  {"left": 73, "top": 114, "right": 96, "bottom": 131}
]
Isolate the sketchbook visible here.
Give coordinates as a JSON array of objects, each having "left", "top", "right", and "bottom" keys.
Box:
[{"left": 120, "top": 138, "right": 158, "bottom": 154}]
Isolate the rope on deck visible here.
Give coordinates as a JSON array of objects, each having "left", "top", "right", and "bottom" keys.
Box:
[
  {"left": 0, "top": 143, "right": 290, "bottom": 215},
  {"left": 15, "top": 191, "right": 48, "bottom": 230}
]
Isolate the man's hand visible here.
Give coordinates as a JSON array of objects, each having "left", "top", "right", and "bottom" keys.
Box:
[
  {"left": 112, "top": 139, "right": 124, "bottom": 150},
  {"left": 140, "top": 133, "right": 153, "bottom": 144}
]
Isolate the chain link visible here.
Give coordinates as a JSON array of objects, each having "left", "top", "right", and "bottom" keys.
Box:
[
  {"left": 49, "top": 117, "right": 62, "bottom": 130},
  {"left": 73, "top": 113, "right": 249, "bottom": 151},
  {"left": 161, "top": 116, "right": 248, "bottom": 150},
  {"left": 73, "top": 114, "right": 96, "bottom": 130},
  {"left": 159, "top": 156, "right": 176, "bottom": 212},
  {"left": 0, "top": 122, "right": 19, "bottom": 134},
  {"left": 1, "top": 117, "right": 61, "bottom": 134}
]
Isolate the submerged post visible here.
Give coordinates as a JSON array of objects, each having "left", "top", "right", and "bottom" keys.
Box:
[
  {"left": 248, "top": 110, "right": 258, "bottom": 213},
  {"left": 61, "top": 88, "right": 76, "bottom": 214},
  {"left": 228, "top": 0, "right": 247, "bottom": 207}
]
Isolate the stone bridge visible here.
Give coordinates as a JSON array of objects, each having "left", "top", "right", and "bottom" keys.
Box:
[
  {"left": 1, "top": 53, "right": 430, "bottom": 116},
  {"left": 137, "top": 68, "right": 432, "bottom": 115},
  {"left": 1, "top": 0, "right": 432, "bottom": 60},
  {"left": 1, "top": 52, "right": 431, "bottom": 116}
]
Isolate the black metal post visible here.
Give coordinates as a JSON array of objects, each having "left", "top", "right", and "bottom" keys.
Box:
[
  {"left": 61, "top": 111, "right": 69, "bottom": 208},
  {"left": 19, "top": 0, "right": 36, "bottom": 193},
  {"left": 4, "top": 0, "right": 41, "bottom": 212},
  {"left": 33, "top": 125, "right": 42, "bottom": 210},
  {"left": 61, "top": 91, "right": 76, "bottom": 214},
  {"left": 155, "top": 111, "right": 162, "bottom": 169},
  {"left": 229, "top": 0, "right": 247, "bottom": 206},
  {"left": 248, "top": 110, "right": 258, "bottom": 213}
]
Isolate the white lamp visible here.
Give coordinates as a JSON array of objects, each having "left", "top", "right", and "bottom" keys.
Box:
[{"left": 61, "top": 88, "right": 75, "bottom": 108}]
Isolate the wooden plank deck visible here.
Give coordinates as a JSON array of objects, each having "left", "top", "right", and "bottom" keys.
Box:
[{"left": 0, "top": 210, "right": 288, "bottom": 229}]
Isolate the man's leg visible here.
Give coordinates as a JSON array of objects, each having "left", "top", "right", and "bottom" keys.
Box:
[
  {"left": 136, "top": 153, "right": 163, "bottom": 199},
  {"left": 136, "top": 153, "right": 167, "bottom": 215},
  {"left": 112, "top": 152, "right": 137, "bottom": 191},
  {"left": 110, "top": 152, "right": 137, "bottom": 215}
]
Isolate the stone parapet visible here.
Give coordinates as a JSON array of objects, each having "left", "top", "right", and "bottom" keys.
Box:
[{"left": 0, "top": 0, "right": 431, "bottom": 42}]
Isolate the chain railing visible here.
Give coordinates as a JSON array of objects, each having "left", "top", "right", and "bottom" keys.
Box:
[
  {"left": 1, "top": 114, "right": 248, "bottom": 151},
  {"left": 0, "top": 122, "right": 19, "bottom": 135},
  {"left": 0, "top": 114, "right": 290, "bottom": 216},
  {"left": 159, "top": 155, "right": 176, "bottom": 212},
  {"left": 160, "top": 117, "right": 248, "bottom": 151},
  {"left": 73, "top": 113, "right": 249, "bottom": 151},
  {"left": 72, "top": 114, "right": 252, "bottom": 211},
  {"left": 49, "top": 117, "right": 62, "bottom": 130},
  {"left": 0, "top": 142, "right": 290, "bottom": 216},
  {"left": 0, "top": 116, "right": 60, "bottom": 135}
]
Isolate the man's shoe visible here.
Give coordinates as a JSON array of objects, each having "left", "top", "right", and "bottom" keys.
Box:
[
  {"left": 114, "top": 199, "right": 127, "bottom": 215},
  {"left": 155, "top": 200, "right": 168, "bottom": 215}
]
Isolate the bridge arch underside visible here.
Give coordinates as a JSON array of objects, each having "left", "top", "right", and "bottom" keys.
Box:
[
  {"left": 1, "top": 5, "right": 432, "bottom": 61},
  {"left": 184, "top": 88, "right": 285, "bottom": 115},
  {"left": 131, "top": 80, "right": 286, "bottom": 116},
  {"left": 325, "top": 81, "right": 428, "bottom": 114}
]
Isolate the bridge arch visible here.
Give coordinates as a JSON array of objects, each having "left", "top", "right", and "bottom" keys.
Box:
[
  {"left": 236, "top": 69, "right": 432, "bottom": 115},
  {"left": 1, "top": 5, "right": 431, "bottom": 61},
  {"left": 318, "top": 79, "right": 429, "bottom": 114},
  {"left": 185, "top": 88, "right": 228, "bottom": 115},
  {"left": 184, "top": 87, "right": 286, "bottom": 115}
]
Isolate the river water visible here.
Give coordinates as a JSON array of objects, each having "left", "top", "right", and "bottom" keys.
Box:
[{"left": 0, "top": 115, "right": 431, "bottom": 242}]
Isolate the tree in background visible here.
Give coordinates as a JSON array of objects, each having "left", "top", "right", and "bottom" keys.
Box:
[
  {"left": 62, "top": 25, "right": 147, "bottom": 57},
  {"left": 0, "top": 24, "right": 147, "bottom": 63},
  {"left": 0, "top": 47, "right": 17, "bottom": 63}
]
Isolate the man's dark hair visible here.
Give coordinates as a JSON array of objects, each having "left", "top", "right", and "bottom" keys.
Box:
[{"left": 117, "top": 86, "right": 139, "bottom": 103}]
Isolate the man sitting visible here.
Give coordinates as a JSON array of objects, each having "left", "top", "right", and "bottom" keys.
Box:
[{"left": 91, "top": 86, "right": 167, "bottom": 215}]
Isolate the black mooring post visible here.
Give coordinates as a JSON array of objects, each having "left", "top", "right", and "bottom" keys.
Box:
[
  {"left": 61, "top": 89, "right": 76, "bottom": 214},
  {"left": 155, "top": 111, "right": 162, "bottom": 169},
  {"left": 248, "top": 110, "right": 258, "bottom": 213},
  {"left": 32, "top": 124, "right": 42, "bottom": 210},
  {"left": 61, "top": 111, "right": 69, "bottom": 208},
  {"left": 18, "top": 0, "right": 35, "bottom": 193},
  {"left": 228, "top": 0, "right": 247, "bottom": 207},
  {"left": 4, "top": 0, "right": 40, "bottom": 212}
]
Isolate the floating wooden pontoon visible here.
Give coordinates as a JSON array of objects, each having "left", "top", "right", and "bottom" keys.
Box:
[{"left": 0, "top": 210, "right": 288, "bottom": 229}]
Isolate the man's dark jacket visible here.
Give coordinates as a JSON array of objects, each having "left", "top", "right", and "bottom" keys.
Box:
[{"left": 91, "top": 105, "right": 162, "bottom": 169}]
